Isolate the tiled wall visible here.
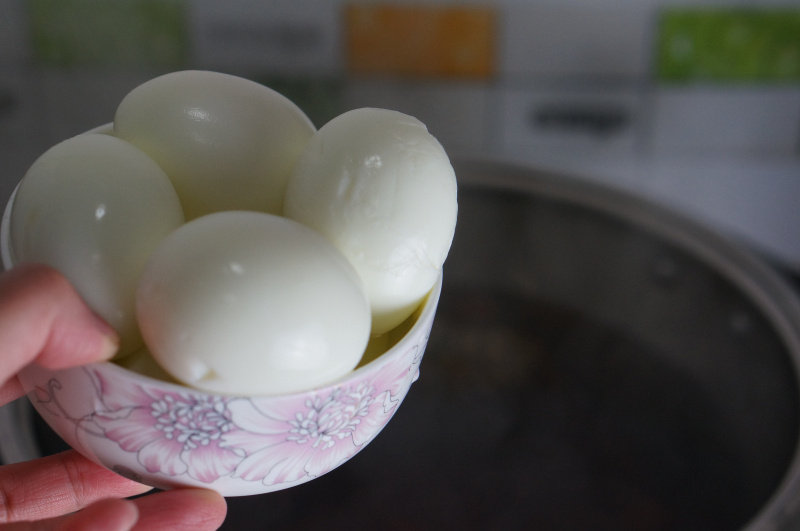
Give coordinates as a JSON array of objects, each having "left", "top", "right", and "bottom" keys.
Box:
[{"left": 1, "top": 0, "right": 799, "bottom": 267}]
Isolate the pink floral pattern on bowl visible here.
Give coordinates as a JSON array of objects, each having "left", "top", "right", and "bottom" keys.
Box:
[{"left": 18, "top": 280, "right": 438, "bottom": 496}]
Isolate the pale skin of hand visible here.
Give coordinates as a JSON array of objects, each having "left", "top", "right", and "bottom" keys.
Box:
[{"left": 0, "top": 264, "right": 228, "bottom": 531}]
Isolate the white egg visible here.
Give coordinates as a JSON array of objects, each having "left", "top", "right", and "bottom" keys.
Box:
[
  {"left": 284, "top": 108, "right": 457, "bottom": 335},
  {"left": 113, "top": 70, "right": 316, "bottom": 220},
  {"left": 10, "top": 133, "right": 185, "bottom": 357},
  {"left": 136, "top": 211, "right": 371, "bottom": 396}
]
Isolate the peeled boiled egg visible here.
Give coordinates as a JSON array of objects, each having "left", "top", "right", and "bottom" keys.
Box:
[
  {"left": 136, "top": 211, "right": 371, "bottom": 396},
  {"left": 284, "top": 108, "right": 457, "bottom": 335},
  {"left": 113, "top": 70, "right": 316, "bottom": 220},
  {"left": 9, "top": 133, "right": 185, "bottom": 357}
]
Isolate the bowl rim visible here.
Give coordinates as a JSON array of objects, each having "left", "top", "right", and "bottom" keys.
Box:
[{"left": 60, "top": 273, "right": 441, "bottom": 399}]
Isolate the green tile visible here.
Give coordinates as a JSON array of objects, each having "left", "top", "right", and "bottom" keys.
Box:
[
  {"left": 29, "top": 0, "right": 188, "bottom": 68},
  {"left": 657, "top": 9, "right": 800, "bottom": 83}
]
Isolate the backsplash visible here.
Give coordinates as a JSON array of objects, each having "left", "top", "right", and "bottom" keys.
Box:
[{"left": 1, "top": 0, "right": 799, "bottom": 269}]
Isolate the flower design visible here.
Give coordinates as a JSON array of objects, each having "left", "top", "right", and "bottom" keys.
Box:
[
  {"left": 223, "top": 343, "right": 424, "bottom": 486},
  {"left": 88, "top": 370, "right": 245, "bottom": 483},
  {"left": 24, "top": 336, "right": 428, "bottom": 489},
  {"left": 224, "top": 385, "right": 378, "bottom": 485}
]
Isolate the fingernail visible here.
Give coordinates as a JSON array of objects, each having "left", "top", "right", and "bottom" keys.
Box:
[
  {"left": 113, "top": 499, "right": 140, "bottom": 531},
  {"left": 99, "top": 332, "right": 121, "bottom": 360},
  {"left": 180, "top": 489, "right": 228, "bottom": 528},
  {"left": 89, "top": 311, "right": 120, "bottom": 360}
]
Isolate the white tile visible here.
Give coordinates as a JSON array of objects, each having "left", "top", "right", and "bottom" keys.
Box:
[
  {"left": 343, "top": 80, "right": 490, "bottom": 156},
  {"left": 500, "top": 3, "right": 653, "bottom": 80},
  {"left": 36, "top": 71, "right": 153, "bottom": 144},
  {"left": 0, "top": 68, "right": 44, "bottom": 202},
  {"left": 0, "top": 69, "right": 38, "bottom": 145},
  {"left": 498, "top": 86, "right": 644, "bottom": 160},
  {"left": 652, "top": 87, "right": 800, "bottom": 157},
  {"left": 643, "top": 157, "right": 800, "bottom": 270},
  {"left": 189, "top": 0, "right": 342, "bottom": 75}
]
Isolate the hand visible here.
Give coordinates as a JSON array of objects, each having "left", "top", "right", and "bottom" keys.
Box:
[{"left": 0, "top": 264, "right": 227, "bottom": 530}]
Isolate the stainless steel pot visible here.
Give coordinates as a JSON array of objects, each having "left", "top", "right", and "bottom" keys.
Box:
[
  {"left": 2, "top": 161, "right": 800, "bottom": 530},
  {"left": 432, "top": 161, "right": 800, "bottom": 530}
]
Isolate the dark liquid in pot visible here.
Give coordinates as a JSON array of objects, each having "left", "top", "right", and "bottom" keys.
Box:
[{"left": 221, "top": 287, "right": 786, "bottom": 530}]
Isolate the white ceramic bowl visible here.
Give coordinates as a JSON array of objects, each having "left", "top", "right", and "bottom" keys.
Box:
[{"left": 1, "top": 156, "right": 442, "bottom": 496}]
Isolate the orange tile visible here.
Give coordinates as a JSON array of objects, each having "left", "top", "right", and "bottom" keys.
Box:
[{"left": 345, "top": 4, "right": 496, "bottom": 79}]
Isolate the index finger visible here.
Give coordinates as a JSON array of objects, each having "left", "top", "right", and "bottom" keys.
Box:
[{"left": 0, "top": 264, "right": 119, "bottom": 405}]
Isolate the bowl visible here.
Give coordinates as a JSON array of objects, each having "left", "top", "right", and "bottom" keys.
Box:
[{"left": 0, "top": 151, "right": 443, "bottom": 497}]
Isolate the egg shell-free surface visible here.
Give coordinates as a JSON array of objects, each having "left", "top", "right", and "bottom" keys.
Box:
[
  {"left": 284, "top": 108, "right": 457, "bottom": 334},
  {"left": 8, "top": 133, "right": 185, "bottom": 357},
  {"left": 114, "top": 70, "right": 316, "bottom": 220},
  {"left": 136, "top": 211, "right": 372, "bottom": 395}
]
